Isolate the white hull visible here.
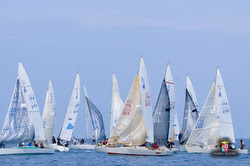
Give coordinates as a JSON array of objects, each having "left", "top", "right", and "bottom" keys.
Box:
[
  {"left": 0, "top": 147, "right": 54, "bottom": 155},
  {"left": 95, "top": 145, "right": 107, "bottom": 152},
  {"left": 179, "top": 145, "right": 187, "bottom": 152},
  {"left": 186, "top": 146, "right": 215, "bottom": 153},
  {"left": 237, "top": 148, "right": 248, "bottom": 154},
  {"left": 48, "top": 144, "right": 69, "bottom": 152},
  {"left": 69, "top": 144, "right": 95, "bottom": 150},
  {"left": 107, "top": 146, "right": 174, "bottom": 156}
]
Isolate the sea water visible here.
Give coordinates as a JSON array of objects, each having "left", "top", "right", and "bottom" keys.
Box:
[{"left": 1, "top": 139, "right": 249, "bottom": 166}]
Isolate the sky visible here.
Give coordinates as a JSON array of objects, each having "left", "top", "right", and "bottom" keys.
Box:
[{"left": 1, "top": 1, "right": 250, "bottom": 139}]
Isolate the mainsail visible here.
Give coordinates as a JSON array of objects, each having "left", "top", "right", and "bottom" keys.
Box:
[
  {"left": 138, "top": 57, "right": 154, "bottom": 143},
  {"left": 186, "top": 67, "right": 235, "bottom": 147},
  {"left": 18, "top": 63, "right": 45, "bottom": 142},
  {"left": 108, "top": 75, "right": 147, "bottom": 146},
  {"left": 109, "top": 73, "right": 124, "bottom": 137},
  {"left": 165, "top": 64, "right": 179, "bottom": 141},
  {"left": 1, "top": 78, "right": 34, "bottom": 142},
  {"left": 181, "top": 76, "right": 199, "bottom": 144},
  {"left": 42, "top": 79, "right": 56, "bottom": 144},
  {"left": 153, "top": 79, "right": 171, "bottom": 146},
  {"left": 86, "top": 97, "right": 106, "bottom": 142},
  {"left": 59, "top": 73, "right": 80, "bottom": 141}
]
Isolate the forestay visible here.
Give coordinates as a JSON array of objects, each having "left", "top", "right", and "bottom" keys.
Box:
[
  {"left": 18, "top": 63, "right": 45, "bottom": 142},
  {"left": 1, "top": 78, "right": 34, "bottom": 142},
  {"left": 86, "top": 97, "right": 106, "bottom": 142},
  {"left": 59, "top": 73, "right": 80, "bottom": 141},
  {"left": 42, "top": 79, "right": 56, "bottom": 145},
  {"left": 108, "top": 75, "right": 147, "bottom": 146},
  {"left": 138, "top": 57, "right": 154, "bottom": 143},
  {"left": 181, "top": 76, "right": 199, "bottom": 144},
  {"left": 109, "top": 73, "right": 124, "bottom": 137},
  {"left": 153, "top": 79, "right": 171, "bottom": 146}
]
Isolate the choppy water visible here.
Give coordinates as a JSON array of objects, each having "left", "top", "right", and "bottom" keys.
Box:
[{"left": 1, "top": 139, "right": 250, "bottom": 166}]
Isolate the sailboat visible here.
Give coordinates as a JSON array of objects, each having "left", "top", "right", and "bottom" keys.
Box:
[
  {"left": 165, "top": 65, "right": 180, "bottom": 144},
  {"left": 106, "top": 57, "right": 173, "bottom": 156},
  {"left": 186, "top": 67, "right": 247, "bottom": 154},
  {"left": 0, "top": 62, "right": 54, "bottom": 155},
  {"left": 42, "top": 79, "right": 56, "bottom": 147},
  {"left": 69, "top": 86, "right": 96, "bottom": 150},
  {"left": 49, "top": 73, "right": 80, "bottom": 152},
  {"left": 179, "top": 76, "right": 199, "bottom": 151},
  {"left": 83, "top": 87, "right": 107, "bottom": 152},
  {"left": 95, "top": 73, "right": 124, "bottom": 153}
]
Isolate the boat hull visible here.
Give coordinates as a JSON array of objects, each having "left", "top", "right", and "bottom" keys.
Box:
[
  {"left": 107, "top": 146, "right": 174, "bottom": 156},
  {"left": 48, "top": 144, "right": 69, "bottom": 152},
  {"left": 179, "top": 145, "right": 187, "bottom": 152},
  {"left": 0, "top": 147, "right": 54, "bottom": 155},
  {"left": 69, "top": 144, "right": 95, "bottom": 150},
  {"left": 236, "top": 148, "right": 248, "bottom": 154},
  {"left": 186, "top": 146, "right": 214, "bottom": 153},
  {"left": 95, "top": 145, "right": 107, "bottom": 152}
]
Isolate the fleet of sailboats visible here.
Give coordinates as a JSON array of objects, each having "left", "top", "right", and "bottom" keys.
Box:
[{"left": 0, "top": 61, "right": 247, "bottom": 156}]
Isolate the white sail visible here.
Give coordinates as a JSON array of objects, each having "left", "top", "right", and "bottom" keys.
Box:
[
  {"left": 138, "top": 57, "right": 154, "bottom": 143},
  {"left": 186, "top": 76, "right": 199, "bottom": 110},
  {"left": 215, "top": 68, "right": 235, "bottom": 143},
  {"left": 108, "top": 75, "right": 147, "bottom": 146},
  {"left": 83, "top": 86, "right": 92, "bottom": 139},
  {"left": 1, "top": 77, "right": 34, "bottom": 142},
  {"left": 42, "top": 79, "right": 56, "bottom": 145},
  {"left": 165, "top": 64, "right": 177, "bottom": 141},
  {"left": 18, "top": 62, "right": 45, "bottom": 142},
  {"left": 59, "top": 73, "right": 80, "bottom": 141},
  {"left": 173, "top": 111, "right": 180, "bottom": 141},
  {"left": 109, "top": 73, "right": 124, "bottom": 137}
]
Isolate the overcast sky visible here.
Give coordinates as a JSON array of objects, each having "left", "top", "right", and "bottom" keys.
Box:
[{"left": 1, "top": 1, "right": 250, "bottom": 139}]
